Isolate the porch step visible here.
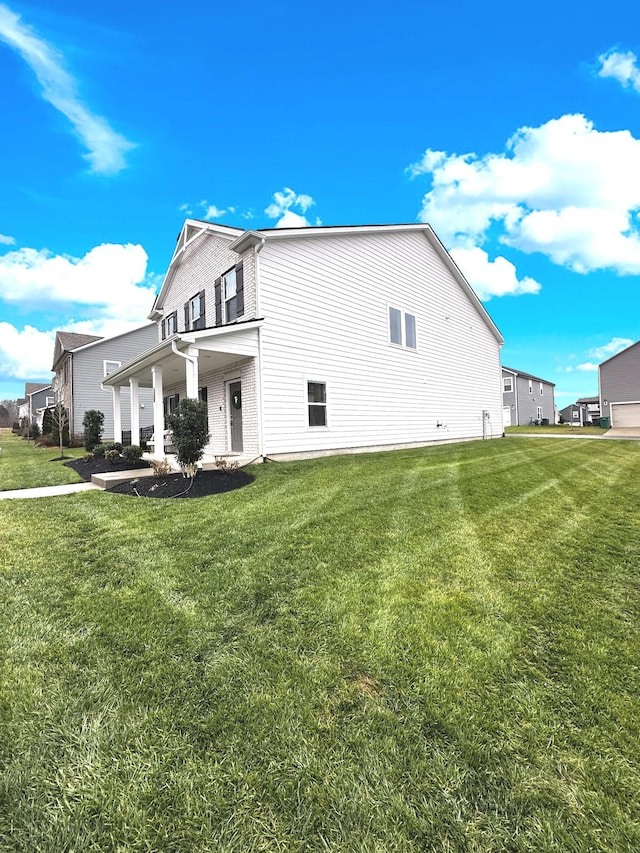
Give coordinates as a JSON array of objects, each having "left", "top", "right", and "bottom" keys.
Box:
[{"left": 91, "top": 468, "right": 157, "bottom": 489}]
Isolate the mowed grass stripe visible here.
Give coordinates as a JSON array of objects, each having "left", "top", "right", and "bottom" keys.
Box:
[{"left": 0, "top": 437, "right": 639, "bottom": 851}]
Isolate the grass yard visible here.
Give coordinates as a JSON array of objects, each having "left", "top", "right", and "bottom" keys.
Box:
[
  {"left": 505, "top": 424, "right": 608, "bottom": 436},
  {"left": 1, "top": 436, "right": 639, "bottom": 851},
  {"left": 0, "top": 431, "right": 84, "bottom": 491}
]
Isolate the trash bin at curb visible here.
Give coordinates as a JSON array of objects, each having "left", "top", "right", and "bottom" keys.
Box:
[{"left": 600, "top": 416, "right": 611, "bottom": 429}]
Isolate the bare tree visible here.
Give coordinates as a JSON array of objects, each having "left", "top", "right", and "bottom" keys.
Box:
[{"left": 51, "top": 400, "right": 70, "bottom": 459}]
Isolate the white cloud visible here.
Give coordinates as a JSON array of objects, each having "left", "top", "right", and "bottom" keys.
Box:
[
  {"left": 0, "top": 241, "right": 158, "bottom": 380},
  {"left": 0, "top": 234, "right": 15, "bottom": 245},
  {"left": 598, "top": 50, "right": 640, "bottom": 93},
  {"left": 265, "top": 187, "right": 320, "bottom": 227},
  {"left": 588, "top": 337, "right": 633, "bottom": 360},
  {"left": 0, "top": 323, "right": 55, "bottom": 379},
  {"left": 179, "top": 200, "right": 237, "bottom": 220},
  {"left": 410, "top": 114, "right": 640, "bottom": 275},
  {"left": 0, "top": 3, "right": 134, "bottom": 174},
  {"left": 0, "top": 243, "right": 154, "bottom": 319},
  {"left": 576, "top": 362, "right": 599, "bottom": 372},
  {"left": 450, "top": 246, "right": 541, "bottom": 300}
]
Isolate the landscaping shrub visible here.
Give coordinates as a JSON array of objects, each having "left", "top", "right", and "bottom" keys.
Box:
[
  {"left": 166, "top": 399, "right": 210, "bottom": 478},
  {"left": 82, "top": 409, "right": 104, "bottom": 451},
  {"left": 41, "top": 408, "right": 53, "bottom": 438},
  {"left": 105, "top": 449, "right": 121, "bottom": 464},
  {"left": 93, "top": 444, "right": 107, "bottom": 458},
  {"left": 104, "top": 442, "right": 123, "bottom": 454},
  {"left": 122, "top": 444, "right": 143, "bottom": 463}
]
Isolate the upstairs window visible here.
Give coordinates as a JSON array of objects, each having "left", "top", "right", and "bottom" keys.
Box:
[
  {"left": 307, "top": 381, "right": 327, "bottom": 427},
  {"left": 503, "top": 376, "right": 513, "bottom": 393},
  {"left": 184, "top": 291, "right": 206, "bottom": 331},
  {"left": 104, "top": 360, "right": 121, "bottom": 376},
  {"left": 215, "top": 263, "right": 244, "bottom": 325},
  {"left": 540, "top": 383, "right": 544, "bottom": 395},
  {"left": 528, "top": 379, "right": 533, "bottom": 393},
  {"left": 389, "top": 307, "right": 417, "bottom": 349},
  {"left": 224, "top": 269, "right": 238, "bottom": 322},
  {"left": 162, "top": 311, "right": 178, "bottom": 339}
]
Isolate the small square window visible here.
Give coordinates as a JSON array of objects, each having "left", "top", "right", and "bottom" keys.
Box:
[
  {"left": 104, "top": 360, "right": 121, "bottom": 376},
  {"left": 389, "top": 307, "right": 416, "bottom": 349},
  {"left": 307, "top": 381, "right": 327, "bottom": 427},
  {"left": 503, "top": 376, "right": 513, "bottom": 393}
]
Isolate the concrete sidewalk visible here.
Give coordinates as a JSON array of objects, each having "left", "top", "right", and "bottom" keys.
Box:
[{"left": 0, "top": 482, "right": 101, "bottom": 500}]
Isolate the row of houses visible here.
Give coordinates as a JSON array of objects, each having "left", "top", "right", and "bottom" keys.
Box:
[{"left": 16, "top": 220, "right": 640, "bottom": 458}]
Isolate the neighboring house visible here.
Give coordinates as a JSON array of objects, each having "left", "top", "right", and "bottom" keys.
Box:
[
  {"left": 599, "top": 340, "right": 640, "bottom": 428},
  {"left": 502, "top": 367, "right": 556, "bottom": 426},
  {"left": 52, "top": 326, "right": 158, "bottom": 440},
  {"left": 16, "top": 397, "right": 29, "bottom": 422},
  {"left": 560, "top": 396, "right": 600, "bottom": 426},
  {"left": 103, "top": 221, "right": 504, "bottom": 460},
  {"left": 25, "top": 383, "right": 54, "bottom": 430}
]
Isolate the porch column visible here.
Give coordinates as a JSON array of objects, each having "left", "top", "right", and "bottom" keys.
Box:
[
  {"left": 185, "top": 347, "right": 199, "bottom": 399},
  {"left": 112, "top": 386, "right": 122, "bottom": 444},
  {"left": 129, "top": 377, "right": 140, "bottom": 447},
  {"left": 151, "top": 365, "right": 164, "bottom": 459}
]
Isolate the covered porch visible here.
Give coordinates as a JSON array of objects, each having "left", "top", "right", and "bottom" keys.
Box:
[{"left": 102, "top": 322, "right": 263, "bottom": 460}]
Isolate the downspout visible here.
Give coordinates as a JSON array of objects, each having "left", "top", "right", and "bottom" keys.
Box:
[{"left": 254, "top": 237, "right": 267, "bottom": 460}]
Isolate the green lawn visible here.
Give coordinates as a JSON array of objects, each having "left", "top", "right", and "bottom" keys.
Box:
[
  {"left": 0, "top": 431, "right": 84, "bottom": 491},
  {"left": 506, "top": 424, "right": 608, "bottom": 435},
  {"left": 1, "top": 435, "right": 639, "bottom": 851}
]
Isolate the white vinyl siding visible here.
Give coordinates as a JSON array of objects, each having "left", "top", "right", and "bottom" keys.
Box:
[{"left": 257, "top": 230, "right": 502, "bottom": 455}]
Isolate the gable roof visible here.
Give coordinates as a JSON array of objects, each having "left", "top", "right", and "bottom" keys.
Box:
[
  {"left": 502, "top": 366, "right": 555, "bottom": 387},
  {"left": 52, "top": 331, "right": 104, "bottom": 369},
  {"left": 151, "top": 220, "right": 504, "bottom": 345},
  {"left": 25, "top": 382, "right": 51, "bottom": 397},
  {"left": 599, "top": 339, "right": 640, "bottom": 367}
]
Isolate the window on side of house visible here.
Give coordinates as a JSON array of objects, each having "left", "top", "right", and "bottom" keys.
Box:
[
  {"left": 388, "top": 306, "right": 417, "bottom": 349},
  {"left": 503, "top": 376, "right": 513, "bottom": 393},
  {"left": 163, "top": 394, "right": 179, "bottom": 419},
  {"left": 537, "top": 406, "right": 543, "bottom": 421},
  {"left": 224, "top": 268, "right": 237, "bottom": 322},
  {"left": 46, "top": 396, "right": 54, "bottom": 407},
  {"left": 162, "top": 311, "right": 178, "bottom": 339},
  {"left": 307, "top": 381, "right": 327, "bottom": 427},
  {"left": 185, "top": 292, "right": 206, "bottom": 331},
  {"left": 104, "top": 360, "right": 121, "bottom": 376},
  {"left": 540, "top": 383, "right": 544, "bottom": 395},
  {"left": 528, "top": 379, "right": 533, "bottom": 393}
]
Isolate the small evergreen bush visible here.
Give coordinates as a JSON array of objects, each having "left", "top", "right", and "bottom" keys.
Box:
[
  {"left": 93, "top": 444, "right": 107, "bottom": 457},
  {"left": 166, "top": 399, "right": 210, "bottom": 478},
  {"left": 105, "top": 449, "right": 121, "bottom": 464},
  {"left": 82, "top": 410, "right": 104, "bottom": 451},
  {"left": 123, "top": 444, "right": 143, "bottom": 462}
]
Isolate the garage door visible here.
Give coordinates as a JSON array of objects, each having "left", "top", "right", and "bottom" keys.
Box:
[{"left": 611, "top": 402, "right": 640, "bottom": 427}]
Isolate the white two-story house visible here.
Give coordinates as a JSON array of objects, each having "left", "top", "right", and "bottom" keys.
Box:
[{"left": 103, "top": 222, "right": 504, "bottom": 460}]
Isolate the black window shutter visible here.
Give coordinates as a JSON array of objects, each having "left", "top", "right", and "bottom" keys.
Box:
[
  {"left": 172, "top": 310, "right": 178, "bottom": 331},
  {"left": 235, "top": 262, "right": 244, "bottom": 317},
  {"left": 184, "top": 302, "right": 190, "bottom": 331},
  {"left": 199, "top": 290, "right": 206, "bottom": 329},
  {"left": 214, "top": 278, "right": 222, "bottom": 325},
  {"left": 161, "top": 319, "right": 166, "bottom": 340}
]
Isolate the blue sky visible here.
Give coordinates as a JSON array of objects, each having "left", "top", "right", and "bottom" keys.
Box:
[{"left": 1, "top": 0, "right": 640, "bottom": 406}]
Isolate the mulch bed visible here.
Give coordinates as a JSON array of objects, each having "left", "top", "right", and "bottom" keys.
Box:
[{"left": 64, "top": 457, "right": 254, "bottom": 499}]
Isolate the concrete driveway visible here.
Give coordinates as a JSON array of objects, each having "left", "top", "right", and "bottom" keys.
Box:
[{"left": 603, "top": 428, "right": 640, "bottom": 439}]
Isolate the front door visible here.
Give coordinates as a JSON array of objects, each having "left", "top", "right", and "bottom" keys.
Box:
[
  {"left": 503, "top": 406, "right": 512, "bottom": 427},
  {"left": 228, "top": 380, "right": 243, "bottom": 451}
]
